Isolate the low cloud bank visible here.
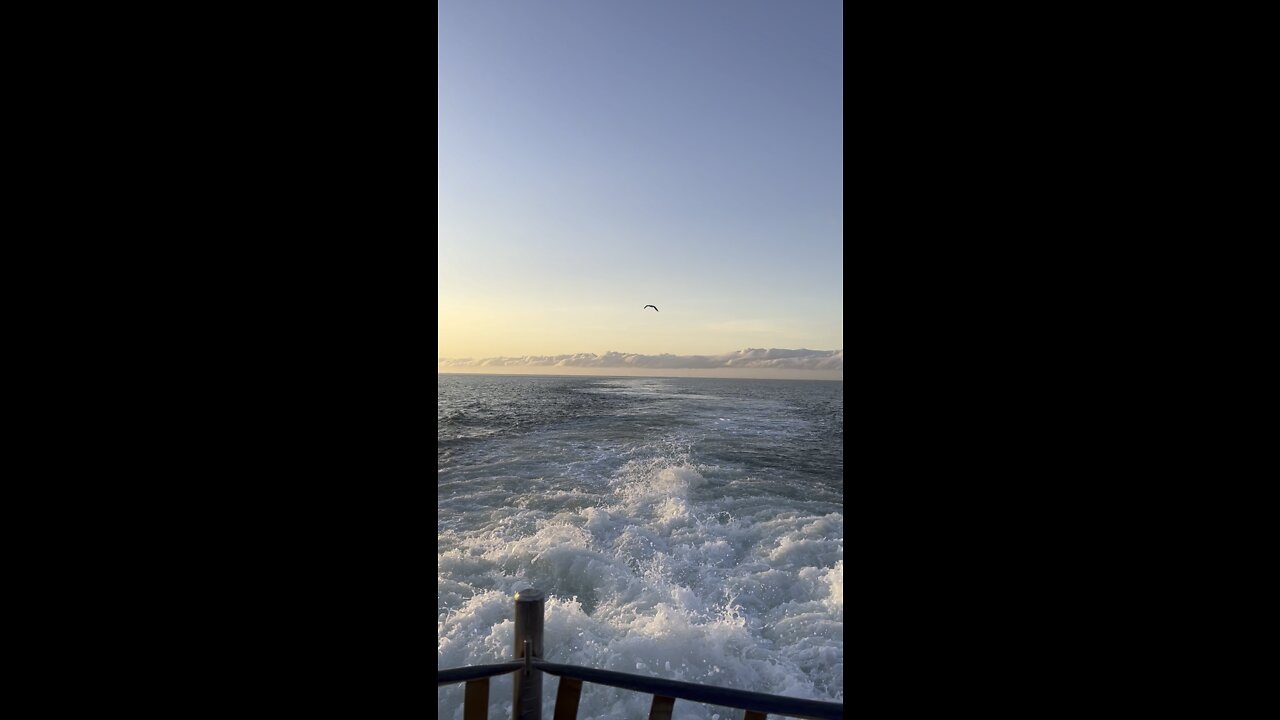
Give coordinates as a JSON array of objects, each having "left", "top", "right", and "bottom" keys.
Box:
[{"left": 438, "top": 348, "right": 842, "bottom": 371}]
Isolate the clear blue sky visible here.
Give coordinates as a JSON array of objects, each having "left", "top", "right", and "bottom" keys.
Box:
[{"left": 439, "top": 0, "right": 843, "bottom": 370}]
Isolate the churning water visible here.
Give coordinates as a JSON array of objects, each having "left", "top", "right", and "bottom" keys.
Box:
[{"left": 439, "top": 374, "right": 843, "bottom": 719}]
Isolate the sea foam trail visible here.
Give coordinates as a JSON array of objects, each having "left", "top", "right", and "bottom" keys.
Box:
[{"left": 438, "top": 454, "right": 842, "bottom": 720}]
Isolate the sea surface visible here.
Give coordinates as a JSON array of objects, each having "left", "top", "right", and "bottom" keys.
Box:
[{"left": 438, "top": 374, "right": 843, "bottom": 720}]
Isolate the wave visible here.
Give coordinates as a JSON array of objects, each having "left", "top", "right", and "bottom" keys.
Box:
[{"left": 438, "top": 451, "right": 843, "bottom": 719}]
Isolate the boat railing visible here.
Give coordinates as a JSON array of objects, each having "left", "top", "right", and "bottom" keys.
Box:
[{"left": 437, "top": 588, "right": 843, "bottom": 720}]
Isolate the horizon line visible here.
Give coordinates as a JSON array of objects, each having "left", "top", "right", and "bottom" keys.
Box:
[
  {"left": 438, "top": 370, "right": 843, "bottom": 382},
  {"left": 438, "top": 347, "right": 843, "bottom": 373}
]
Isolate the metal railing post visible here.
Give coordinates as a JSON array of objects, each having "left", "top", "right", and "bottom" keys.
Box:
[{"left": 512, "top": 588, "right": 544, "bottom": 720}]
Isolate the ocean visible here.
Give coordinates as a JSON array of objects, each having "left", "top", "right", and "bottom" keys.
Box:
[{"left": 438, "top": 374, "right": 843, "bottom": 720}]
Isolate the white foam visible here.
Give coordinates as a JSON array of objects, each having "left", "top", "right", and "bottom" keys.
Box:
[{"left": 439, "top": 451, "right": 842, "bottom": 719}]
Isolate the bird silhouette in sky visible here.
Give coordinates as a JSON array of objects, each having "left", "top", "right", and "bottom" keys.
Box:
[{"left": 643, "top": 305, "right": 659, "bottom": 312}]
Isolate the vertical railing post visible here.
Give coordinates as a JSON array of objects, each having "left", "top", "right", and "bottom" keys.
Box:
[{"left": 513, "top": 588, "right": 544, "bottom": 720}]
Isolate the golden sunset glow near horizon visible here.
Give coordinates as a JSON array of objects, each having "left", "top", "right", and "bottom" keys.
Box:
[{"left": 439, "top": 1, "right": 842, "bottom": 380}]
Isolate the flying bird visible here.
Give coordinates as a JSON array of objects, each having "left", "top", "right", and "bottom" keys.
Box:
[{"left": 643, "top": 305, "right": 659, "bottom": 312}]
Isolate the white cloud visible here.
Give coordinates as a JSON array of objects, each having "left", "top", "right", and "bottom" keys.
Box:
[{"left": 438, "top": 348, "right": 843, "bottom": 371}]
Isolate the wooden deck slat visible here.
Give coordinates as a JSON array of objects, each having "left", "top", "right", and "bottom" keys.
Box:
[
  {"left": 464, "top": 678, "right": 489, "bottom": 720},
  {"left": 553, "top": 676, "right": 583, "bottom": 720},
  {"left": 649, "top": 694, "right": 675, "bottom": 720}
]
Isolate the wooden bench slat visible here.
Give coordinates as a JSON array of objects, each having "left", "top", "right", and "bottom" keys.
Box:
[
  {"left": 463, "top": 678, "right": 489, "bottom": 720},
  {"left": 553, "top": 676, "right": 584, "bottom": 720},
  {"left": 649, "top": 694, "right": 675, "bottom": 720}
]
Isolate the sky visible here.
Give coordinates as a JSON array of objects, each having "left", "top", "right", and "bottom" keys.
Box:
[{"left": 439, "top": 1, "right": 843, "bottom": 379}]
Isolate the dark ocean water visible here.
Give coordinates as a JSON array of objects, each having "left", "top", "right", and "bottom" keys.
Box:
[{"left": 438, "top": 374, "right": 843, "bottom": 719}]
